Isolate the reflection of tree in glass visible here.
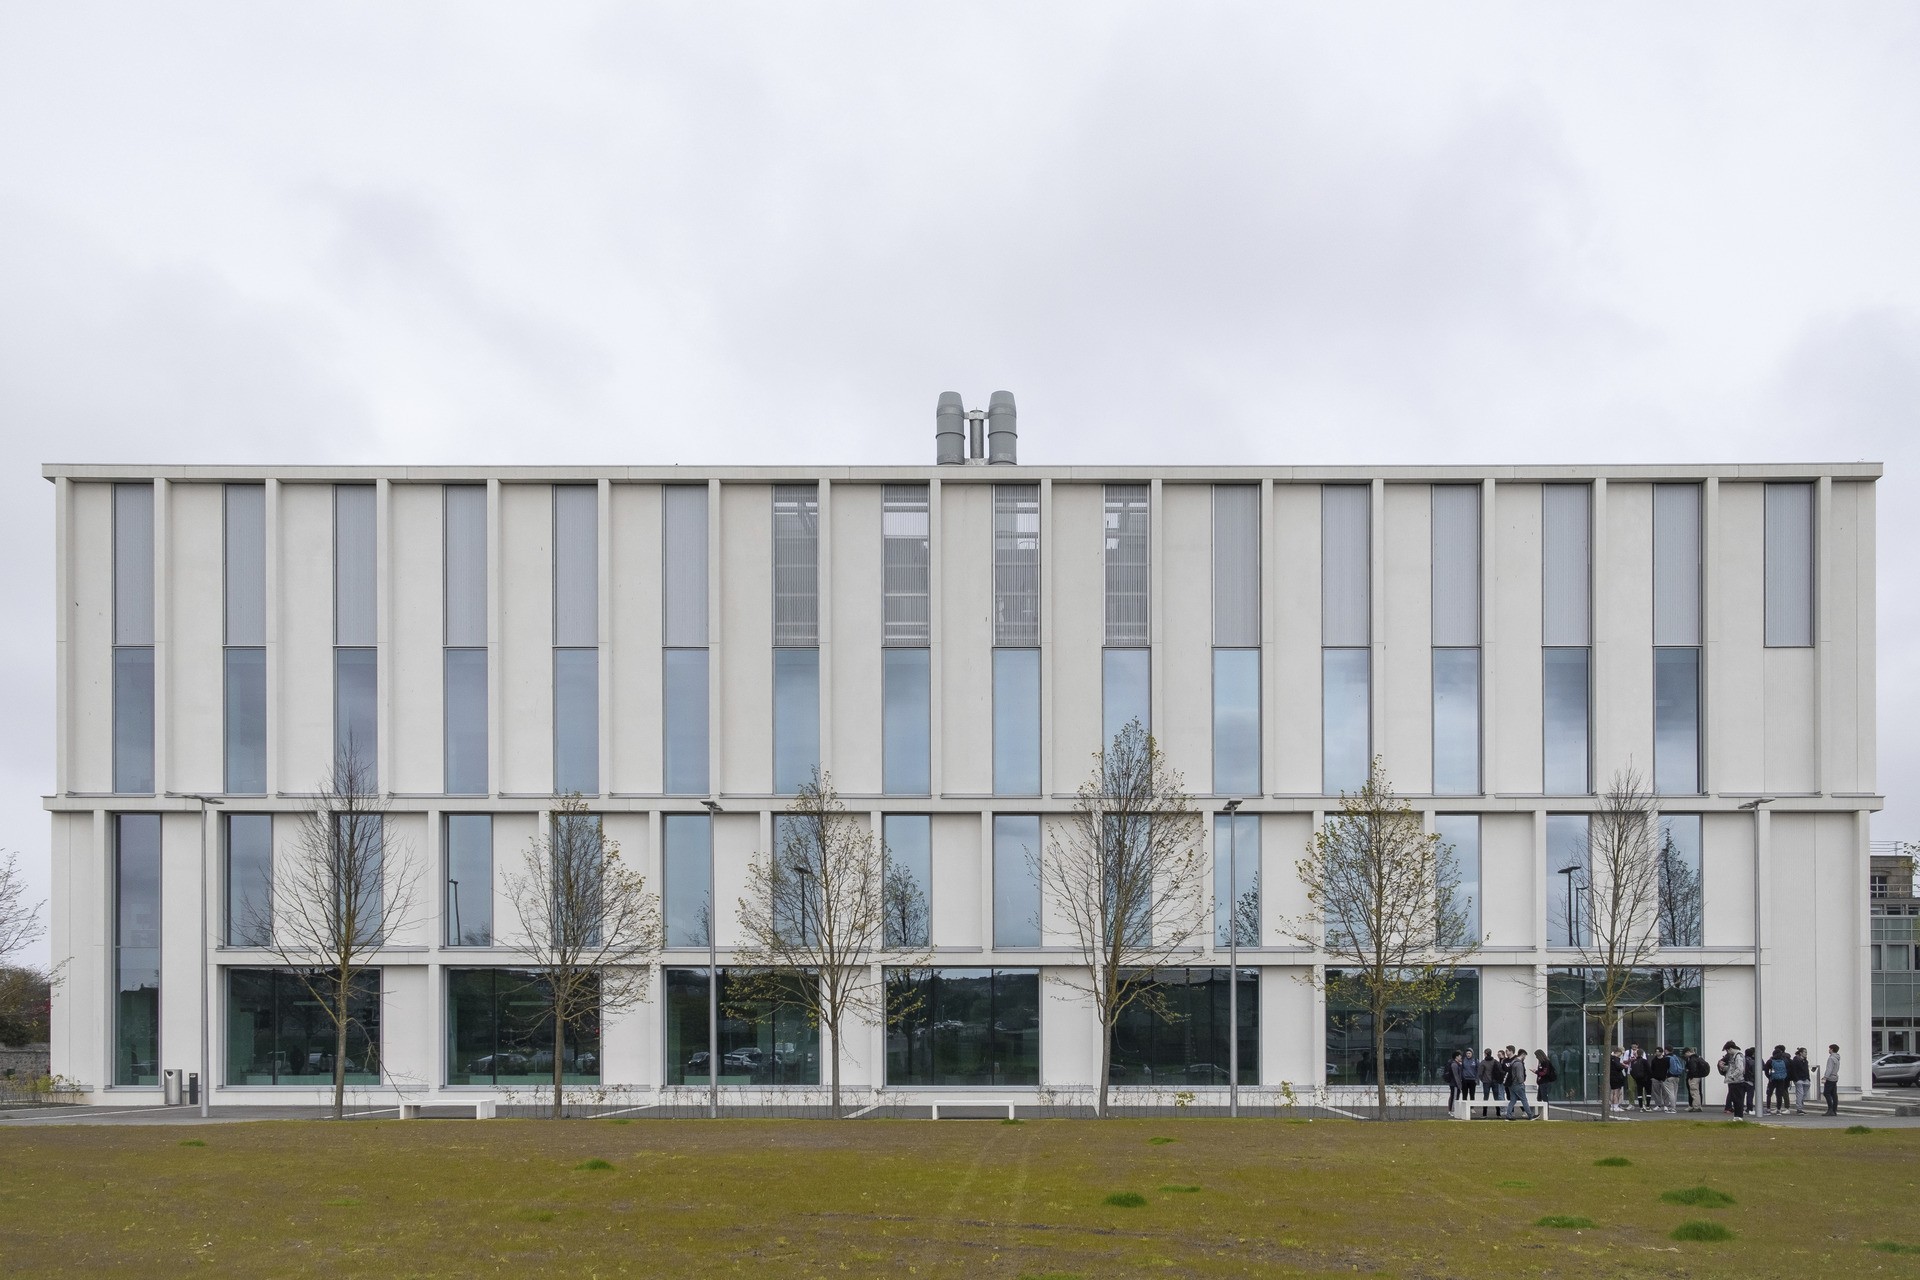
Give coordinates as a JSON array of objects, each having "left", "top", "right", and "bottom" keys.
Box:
[
  {"left": 882, "top": 859, "right": 930, "bottom": 950},
  {"left": 1223, "top": 880, "right": 1261, "bottom": 948},
  {"left": 1657, "top": 832, "right": 1703, "bottom": 948}
]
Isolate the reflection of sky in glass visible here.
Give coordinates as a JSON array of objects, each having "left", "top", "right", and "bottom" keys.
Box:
[
  {"left": 1654, "top": 648, "right": 1700, "bottom": 794},
  {"left": 441, "top": 647, "right": 485, "bottom": 795},
  {"left": 1547, "top": 814, "right": 1590, "bottom": 948},
  {"left": 1322, "top": 648, "right": 1370, "bottom": 795},
  {"left": 1214, "top": 812, "right": 1260, "bottom": 947},
  {"left": 1543, "top": 648, "right": 1590, "bottom": 794},
  {"left": 1102, "top": 648, "right": 1151, "bottom": 747},
  {"left": 663, "top": 814, "right": 711, "bottom": 948},
  {"left": 1213, "top": 649, "right": 1260, "bottom": 796},
  {"left": 1659, "top": 814, "right": 1704, "bottom": 947},
  {"left": 1431, "top": 648, "right": 1479, "bottom": 795},
  {"left": 1434, "top": 813, "right": 1479, "bottom": 943},
  {"left": 993, "top": 648, "right": 1040, "bottom": 796},
  {"left": 992, "top": 815, "right": 1041, "bottom": 948},
  {"left": 552, "top": 648, "right": 598, "bottom": 794},
  {"left": 662, "top": 648, "right": 710, "bottom": 795},
  {"left": 883, "top": 648, "right": 930, "bottom": 795},
  {"left": 883, "top": 815, "right": 932, "bottom": 948},
  {"left": 772, "top": 648, "right": 819, "bottom": 793}
]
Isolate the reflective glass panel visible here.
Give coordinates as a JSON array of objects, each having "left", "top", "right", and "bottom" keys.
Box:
[
  {"left": 1542, "top": 647, "right": 1591, "bottom": 794},
  {"left": 1548, "top": 814, "right": 1591, "bottom": 948},
  {"left": 553, "top": 647, "right": 599, "bottom": 794},
  {"left": 992, "top": 815, "right": 1041, "bottom": 948},
  {"left": 226, "top": 969, "right": 380, "bottom": 1086},
  {"left": 1213, "top": 812, "right": 1260, "bottom": 948},
  {"left": 333, "top": 646, "right": 376, "bottom": 774},
  {"left": 1434, "top": 813, "right": 1480, "bottom": 943},
  {"left": 1653, "top": 647, "right": 1701, "bottom": 795},
  {"left": 225, "top": 812, "right": 273, "bottom": 947},
  {"left": 224, "top": 647, "right": 267, "bottom": 794},
  {"left": 662, "top": 648, "right": 710, "bottom": 795},
  {"left": 663, "top": 813, "right": 712, "bottom": 948},
  {"left": 114, "top": 814, "right": 161, "bottom": 1085},
  {"left": 1212, "top": 649, "right": 1260, "bottom": 797},
  {"left": 1322, "top": 648, "right": 1369, "bottom": 795},
  {"left": 446, "top": 968, "right": 598, "bottom": 1085},
  {"left": 1659, "top": 814, "right": 1704, "bottom": 947},
  {"left": 113, "top": 646, "right": 154, "bottom": 794},
  {"left": 1103, "top": 647, "right": 1151, "bottom": 747},
  {"left": 772, "top": 648, "right": 820, "bottom": 793},
  {"left": 882, "top": 648, "right": 931, "bottom": 795},
  {"left": 992, "top": 648, "right": 1041, "bottom": 796},
  {"left": 885, "top": 968, "right": 1040, "bottom": 1086},
  {"left": 445, "top": 813, "right": 493, "bottom": 946},
  {"left": 883, "top": 814, "right": 932, "bottom": 948},
  {"left": 1431, "top": 648, "right": 1480, "bottom": 796},
  {"left": 664, "top": 968, "right": 821, "bottom": 1086},
  {"left": 1111, "top": 968, "right": 1257, "bottom": 1085},
  {"left": 443, "top": 647, "right": 487, "bottom": 795},
  {"left": 1325, "top": 969, "right": 1478, "bottom": 1087}
]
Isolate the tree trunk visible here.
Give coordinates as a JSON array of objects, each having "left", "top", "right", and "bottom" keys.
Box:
[
  {"left": 1372, "top": 999, "right": 1389, "bottom": 1119},
  {"left": 1599, "top": 1005, "right": 1617, "bottom": 1122},
  {"left": 1097, "top": 1014, "right": 1112, "bottom": 1119},
  {"left": 552, "top": 1007, "right": 566, "bottom": 1120},
  {"left": 827, "top": 1015, "right": 841, "bottom": 1118},
  {"left": 332, "top": 968, "right": 349, "bottom": 1121}
]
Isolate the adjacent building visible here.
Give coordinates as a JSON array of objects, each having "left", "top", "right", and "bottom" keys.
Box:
[{"left": 42, "top": 407, "right": 1882, "bottom": 1106}]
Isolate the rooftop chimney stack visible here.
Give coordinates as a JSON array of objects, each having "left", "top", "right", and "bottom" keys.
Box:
[
  {"left": 935, "top": 392, "right": 965, "bottom": 465},
  {"left": 934, "top": 390, "right": 1018, "bottom": 464},
  {"left": 986, "top": 391, "right": 1017, "bottom": 464}
]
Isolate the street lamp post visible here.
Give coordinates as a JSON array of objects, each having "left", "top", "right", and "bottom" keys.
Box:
[
  {"left": 1557, "top": 864, "right": 1584, "bottom": 948},
  {"left": 702, "top": 799, "right": 724, "bottom": 1118},
  {"left": 1222, "top": 798, "right": 1243, "bottom": 1119},
  {"left": 1739, "top": 798, "right": 1774, "bottom": 1069},
  {"left": 173, "top": 792, "right": 225, "bottom": 1119}
]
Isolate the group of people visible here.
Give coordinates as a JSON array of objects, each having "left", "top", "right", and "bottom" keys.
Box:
[
  {"left": 1442, "top": 1046, "right": 1558, "bottom": 1119},
  {"left": 1711, "top": 1042, "right": 1842, "bottom": 1117},
  {"left": 1604, "top": 1044, "right": 1710, "bottom": 1111}
]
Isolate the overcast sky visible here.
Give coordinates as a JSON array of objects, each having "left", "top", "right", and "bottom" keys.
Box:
[{"left": 1, "top": 4, "right": 1915, "bottom": 966}]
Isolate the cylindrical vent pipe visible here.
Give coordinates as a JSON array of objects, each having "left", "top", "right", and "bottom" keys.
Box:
[
  {"left": 986, "top": 390, "right": 1018, "bottom": 464},
  {"left": 935, "top": 392, "right": 965, "bottom": 464}
]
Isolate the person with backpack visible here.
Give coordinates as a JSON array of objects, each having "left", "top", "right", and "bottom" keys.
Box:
[
  {"left": 1629, "top": 1045, "right": 1653, "bottom": 1110},
  {"left": 1684, "top": 1047, "right": 1710, "bottom": 1112},
  {"left": 1717, "top": 1040, "right": 1748, "bottom": 1118},
  {"left": 1764, "top": 1045, "right": 1791, "bottom": 1115},
  {"left": 1648, "top": 1044, "right": 1673, "bottom": 1112},
  {"left": 1533, "top": 1049, "right": 1557, "bottom": 1104},
  {"left": 1788, "top": 1047, "right": 1812, "bottom": 1114}
]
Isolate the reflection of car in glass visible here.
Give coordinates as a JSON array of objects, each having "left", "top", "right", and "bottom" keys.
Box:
[
  {"left": 723, "top": 1048, "right": 767, "bottom": 1070},
  {"left": 1873, "top": 1053, "right": 1920, "bottom": 1087}
]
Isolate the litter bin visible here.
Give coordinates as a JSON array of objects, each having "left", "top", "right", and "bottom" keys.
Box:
[{"left": 162, "top": 1068, "right": 184, "bottom": 1106}]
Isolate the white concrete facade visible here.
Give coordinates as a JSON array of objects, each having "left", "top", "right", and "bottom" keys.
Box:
[{"left": 42, "top": 460, "right": 1882, "bottom": 1107}]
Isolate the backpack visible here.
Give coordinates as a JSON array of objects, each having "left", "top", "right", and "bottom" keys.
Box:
[
  {"left": 1687, "top": 1056, "right": 1710, "bottom": 1080},
  {"left": 1768, "top": 1058, "right": 1788, "bottom": 1081},
  {"left": 1541, "top": 1060, "right": 1557, "bottom": 1084}
]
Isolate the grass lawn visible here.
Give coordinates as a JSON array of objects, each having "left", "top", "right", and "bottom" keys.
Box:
[{"left": 3, "top": 1117, "right": 1918, "bottom": 1277}]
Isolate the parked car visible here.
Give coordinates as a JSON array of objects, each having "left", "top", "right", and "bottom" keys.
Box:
[{"left": 1872, "top": 1052, "right": 1920, "bottom": 1087}]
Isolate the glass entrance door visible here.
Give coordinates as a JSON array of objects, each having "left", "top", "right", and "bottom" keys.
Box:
[{"left": 1573, "top": 1006, "right": 1664, "bottom": 1101}]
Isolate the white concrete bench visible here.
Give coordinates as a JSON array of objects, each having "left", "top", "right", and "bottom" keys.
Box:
[
  {"left": 399, "top": 1099, "right": 496, "bottom": 1119},
  {"left": 930, "top": 1099, "right": 1017, "bottom": 1120},
  {"left": 1456, "top": 1097, "right": 1550, "bottom": 1120}
]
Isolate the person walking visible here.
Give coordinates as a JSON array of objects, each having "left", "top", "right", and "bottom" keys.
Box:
[
  {"left": 1789, "top": 1047, "right": 1812, "bottom": 1114},
  {"left": 1505, "top": 1048, "right": 1536, "bottom": 1120},
  {"left": 1482, "top": 1049, "right": 1504, "bottom": 1104},
  {"left": 1684, "top": 1047, "right": 1709, "bottom": 1112},
  {"left": 1533, "top": 1049, "right": 1557, "bottom": 1105},
  {"left": 1718, "top": 1040, "right": 1747, "bottom": 1118},
  {"left": 1764, "top": 1045, "right": 1791, "bottom": 1115},
  {"left": 1608, "top": 1049, "right": 1628, "bottom": 1111},
  {"left": 1823, "top": 1044, "right": 1841, "bottom": 1116}
]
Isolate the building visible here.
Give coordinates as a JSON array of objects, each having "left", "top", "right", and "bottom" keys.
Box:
[
  {"left": 1871, "top": 843, "right": 1918, "bottom": 1057},
  {"left": 41, "top": 405, "right": 1882, "bottom": 1108}
]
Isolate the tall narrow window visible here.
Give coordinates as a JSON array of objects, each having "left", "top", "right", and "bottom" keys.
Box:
[
  {"left": 1213, "top": 485, "right": 1260, "bottom": 796},
  {"left": 113, "top": 483, "right": 155, "bottom": 794},
  {"left": 223, "top": 484, "right": 266, "bottom": 794},
  {"left": 224, "top": 812, "right": 273, "bottom": 947},
  {"left": 1658, "top": 813, "right": 1703, "bottom": 947},
  {"left": 883, "top": 648, "right": 931, "bottom": 795},
  {"left": 772, "top": 484, "right": 820, "bottom": 792},
  {"left": 1431, "top": 485, "right": 1481, "bottom": 795},
  {"left": 993, "top": 814, "right": 1041, "bottom": 948},
  {"left": 1547, "top": 814, "right": 1591, "bottom": 948},
  {"left": 333, "top": 484, "right": 377, "bottom": 775},
  {"left": 1321, "top": 485, "right": 1370, "bottom": 795},
  {"left": 663, "top": 485, "right": 710, "bottom": 795},
  {"left": 663, "top": 813, "right": 712, "bottom": 948},
  {"left": 1542, "top": 484, "right": 1592, "bottom": 795},
  {"left": 443, "top": 485, "right": 488, "bottom": 795},
  {"left": 551, "top": 484, "right": 599, "bottom": 795},
  {"left": 445, "top": 813, "right": 493, "bottom": 946},
  {"left": 883, "top": 814, "right": 932, "bottom": 948},
  {"left": 1653, "top": 483, "right": 1702, "bottom": 794},
  {"left": 1103, "top": 484, "right": 1151, "bottom": 744},
  {"left": 1214, "top": 810, "right": 1260, "bottom": 947},
  {"left": 114, "top": 813, "right": 161, "bottom": 1086},
  {"left": 1433, "top": 814, "right": 1480, "bottom": 944},
  {"left": 883, "top": 485, "right": 930, "bottom": 644},
  {"left": 993, "top": 485, "right": 1041, "bottom": 794},
  {"left": 882, "top": 486, "right": 931, "bottom": 795},
  {"left": 1764, "top": 482, "right": 1814, "bottom": 648}
]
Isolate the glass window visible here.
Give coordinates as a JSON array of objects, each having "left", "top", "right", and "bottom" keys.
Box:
[
  {"left": 1214, "top": 812, "right": 1260, "bottom": 947},
  {"left": 662, "top": 648, "right": 710, "bottom": 795},
  {"left": 552, "top": 484, "right": 598, "bottom": 647},
  {"left": 442, "top": 484, "right": 487, "bottom": 647},
  {"left": 553, "top": 647, "right": 598, "bottom": 794},
  {"left": 1103, "top": 647, "right": 1151, "bottom": 747},
  {"left": 1325, "top": 968, "right": 1478, "bottom": 1088},
  {"left": 333, "top": 647, "right": 376, "bottom": 773},
  {"left": 445, "top": 813, "right": 493, "bottom": 946},
  {"left": 113, "top": 482, "right": 155, "bottom": 646},
  {"left": 993, "top": 485, "right": 1041, "bottom": 646},
  {"left": 1213, "top": 485, "right": 1260, "bottom": 647},
  {"left": 1212, "top": 649, "right": 1260, "bottom": 797},
  {"left": 225, "top": 812, "right": 273, "bottom": 947},
  {"left": 663, "top": 813, "right": 712, "bottom": 948},
  {"left": 1321, "top": 485, "right": 1370, "bottom": 647},
  {"left": 1542, "top": 647, "right": 1591, "bottom": 795},
  {"left": 664, "top": 968, "right": 820, "bottom": 1086},
  {"left": 992, "top": 648, "right": 1041, "bottom": 796},
  {"left": 112, "top": 646, "right": 155, "bottom": 794},
  {"left": 662, "top": 484, "right": 709, "bottom": 647},
  {"left": 883, "top": 814, "right": 932, "bottom": 948},
  {"left": 447, "top": 968, "right": 598, "bottom": 1085},
  {"left": 883, "top": 485, "right": 931, "bottom": 645},
  {"left": 444, "top": 648, "right": 487, "bottom": 795},
  {"left": 773, "top": 484, "right": 820, "bottom": 647},
  {"left": 1322, "top": 648, "right": 1370, "bottom": 796},
  {"left": 1765, "top": 482, "right": 1814, "bottom": 647},
  {"left": 1659, "top": 813, "right": 1703, "bottom": 947},
  {"left": 223, "top": 647, "right": 267, "bottom": 795},
  {"left": 1111, "top": 968, "right": 1257, "bottom": 1086},
  {"left": 334, "top": 812, "right": 384, "bottom": 945},
  {"left": 883, "top": 647, "right": 931, "bottom": 795},
  {"left": 333, "top": 484, "right": 377, "bottom": 647},
  {"left": 1104, "top": 484, "right": 1151, "bottom": 646},
  {"left": 1652, "top": 483, "right": 1702, "bottom": 647},
  {"left": 1430, "top": 484, "right": 1480, "bottom": 647},
  {"left": 1548, "top": 814, "right": 1591, "bottom": 948},
  {"left": 113, "top": 813, "right": 161, "bottom": 1086},
  {"left": 227, "top": 968, "right": 381, "bottom": 1086},
  {"left": 772, "top": 647, "right": 820, "bottom": 793},
  {"left": 1653, "top": 647, "right": 1701, "bottom": 795},
  {"left": 1541, "top": 484, "right": 1591, "bottom": 646},
  {"left": 224, "top": 483, "right": 266, "bottom": 647},
  {"left": 885, "top": 967, "right": 1040, "bottom": 1086},
  {"left": 1434, "top": 814, "right": 1480, "bottom": 943},
  {"left": 1431, "top": 648, "right": 1480, "bottom": 796},
  {"left": 992, "top": 815, "right": 1041, "bottom": 948}
]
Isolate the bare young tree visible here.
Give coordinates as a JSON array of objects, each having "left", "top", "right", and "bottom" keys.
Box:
[
  {"left": 1040, "top": 720, "right": 1209, "bottom": 1119},
  {"left": 505, "top": 794, "right": 663, "bottom": 1118},
  {"left": 0, "top": 850, "right": 44, "bottom": 965},
  {"left": 267, "top": 745, "right": 419, "bottom": 1119},
  {"left": 1283, "top": 758, "right": 1477, "bottom": 1117},
  {"left": 732, "top": 772, "right": 929, "bottom": 1117},
  {"left": 1556, "top": 764, "right": 1666, "bottom": 1121}
]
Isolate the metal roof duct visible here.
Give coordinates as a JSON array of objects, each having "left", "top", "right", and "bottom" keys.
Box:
[
  {"left": 935, "top": 392, "right": 965, "bottom": 465},
  {"left": 986, "top": 390, "right": 1017, "bottom": 464}
]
